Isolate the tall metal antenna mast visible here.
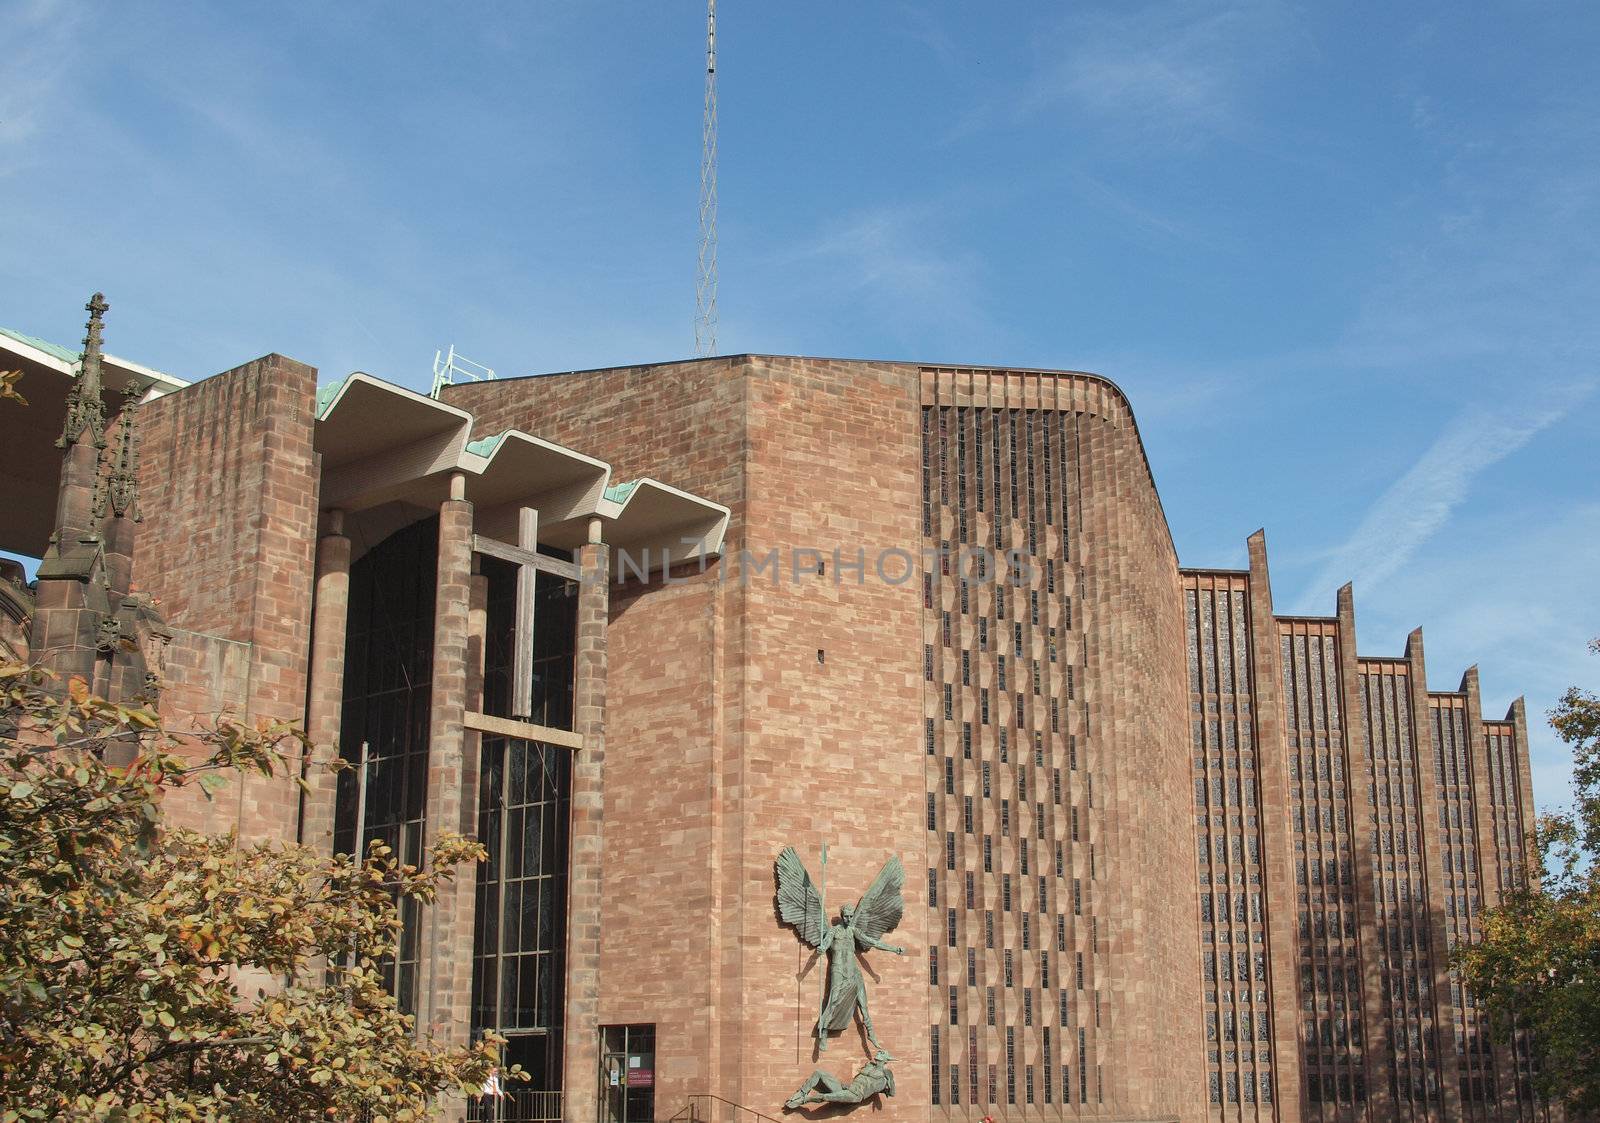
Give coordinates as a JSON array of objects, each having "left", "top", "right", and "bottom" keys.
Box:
[{"left": 695, "top": 0, "right": 719, "bottom": 356}]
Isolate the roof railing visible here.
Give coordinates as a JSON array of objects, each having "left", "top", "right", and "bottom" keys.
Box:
[{"left": 431, "top": 344, "right": 496, "bottom": 399}]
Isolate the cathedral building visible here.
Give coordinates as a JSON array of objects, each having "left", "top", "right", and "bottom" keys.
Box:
[{"left": 0, "top": 301, "right": 1547, "bottom": 1123}]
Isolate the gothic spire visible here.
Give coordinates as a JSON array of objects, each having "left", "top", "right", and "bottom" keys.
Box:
[
  {"left": 58, "top": 292, "right": 109, "bottom": 450},
  {"left": 105, "top": 381, "right": 146, "bottom": 522}
]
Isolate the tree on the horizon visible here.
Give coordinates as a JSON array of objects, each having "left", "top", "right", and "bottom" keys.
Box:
[
  {"left": 0, "top": 662, "right": 515, "bottom": 1121},
  {"left": 1455, "top": 638, "right": 1600, "bottom": 1116}
]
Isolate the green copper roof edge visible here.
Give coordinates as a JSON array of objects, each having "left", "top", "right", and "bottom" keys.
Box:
[
  {"left": 0, "top": 325, "right": 81, "bottom": 365},
  {"left": 2, "top": 325, "right": 186, "bottom": 389},
  {"left": 314, "top": 376, "right": 350, "bottom": 420},
  {"left": 604, "top": 480, "right": 640, "bottom": 504},
  {"left": 465, "top": 431, "right": 507, "bottom": 458}
]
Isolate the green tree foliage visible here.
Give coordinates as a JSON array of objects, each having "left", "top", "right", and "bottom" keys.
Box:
[
  {"left": 0, "top": 664, "right": 511, "bottom": 1120},
  {"left": 1455, "top": 639, "right": 1600, "bottom": 1116}
]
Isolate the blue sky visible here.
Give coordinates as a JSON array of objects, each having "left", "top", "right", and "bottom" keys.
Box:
[{"left": 2, "top": 1, "right": 1596, "bottom": 813}]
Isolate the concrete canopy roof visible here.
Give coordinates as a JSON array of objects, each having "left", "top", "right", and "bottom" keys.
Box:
[
  {"left": 588, "top": 478, "right": 730, "bottom": 565},
  {"left": 316, "top": 372, "right": 728, "bottom": 563},
  {"left": 2, "top": 326, "right": 729, "bottom": 568},
  {"left": 0, "top": 327, "right": 185, "bottom": 557},
  {"left": 315, "top": 373, "right": 470, "bottom": 470}
]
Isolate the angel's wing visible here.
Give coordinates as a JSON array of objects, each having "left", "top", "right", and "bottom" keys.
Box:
[
  {"left": 851, "top": 855, "right": 905, "bottom": 942},
  {"left": 775, "top": 846, "right": 825, "bottom": 948}
]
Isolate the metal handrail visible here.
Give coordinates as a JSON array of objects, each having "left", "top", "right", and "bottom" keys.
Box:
[
  {"left": 667, "top": 1092, "right": 788, "bottom": 1123},
  {"left": 464, "top": 1088, "right": 562, "bottom": 1123}
]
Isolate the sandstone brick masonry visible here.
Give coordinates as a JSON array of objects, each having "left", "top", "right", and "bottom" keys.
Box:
[
  {"left": 565, "top": 539, "right": 611, "bottom": 1121},
  {"left": 301, "top": 526, "right": 352, "bottom": 861},
  {"left": 448, "top": 356, "right": 1544, "bottom": 1123},
  {"left": 420, "top": 490, "right": 476, "bottom": 1045},
  {"left": 449, "top": 357, "right": 937, "bottom": 1118},
  {"left": 13, "top": 337, "right": 1541, "bottom": 1123},
  {"left": 446, "top": 358, "right": 1204, "bottom": 1121},
  {"left": 1181, "top": 549, "right": 1546, "bottom": 1123},
  {"left": 133, "top": 355, "right": 320, "bottom": 838},
  {"left": 450, "top": 358, "right": 751, "bottom": 1115}
]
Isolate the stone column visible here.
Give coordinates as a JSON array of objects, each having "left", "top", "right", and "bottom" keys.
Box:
[
  {"left": 1460, "top": 669, "right": 1499, "bottom": 907},
  {"left": 464, "top": 561, "right": 489, "bottom": 832},
  {"left": 35, "top": 294, "right": 113, "bottom": 693},
  {"left": 102, "top": 507, "right": 135, "bottom": 617},
  {"left": 301, "top": 511, "right": 351, "bottom": 860},
  {"left": 1402, "top": 629, "right": 1466, "bottom": 1119},
  {"left": 1243, "top": 531, "right": 1306, "bottom": 1123},
  {"left": 1459, "top": 666, "right": 1507, "bottom": 1114},
  {"left": 1507, "top": 696, "right": 1540, "bottom": 1118},
  {"left": 1508, "top": 699, "right": 1538, "bottom": 884},
  {"left": 1334, "top": 584, "right": 1394, "bottom": 1118},
  {"left": 420, "top": 474, "right": 477, "bottom": 1053},
  {"left": 563, "top": 522, "right": 610, "bottom": 1123},
  {"left": 32, "top": 421, "right": 109, "bottom": 690},
  {"left": 468, "top": 562, "right": 489, "bottom": 716}
]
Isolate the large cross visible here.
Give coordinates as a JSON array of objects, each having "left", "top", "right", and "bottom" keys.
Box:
[{"left": 471, "top": 506, "right": 580, "bottom": 719}]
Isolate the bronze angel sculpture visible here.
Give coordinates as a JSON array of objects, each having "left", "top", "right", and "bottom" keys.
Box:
[{"left": 775, "top": 846, "right": 906, "bottom": 1053}]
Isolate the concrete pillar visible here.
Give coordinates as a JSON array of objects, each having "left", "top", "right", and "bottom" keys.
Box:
[
  {"left": 563, "top": 537, "right": 610, "bottom": 1123},
  {"left": 420, "top": 476, "right": 477, "bottom": 1053},
  {"left": 301, "top": 513, "right": 352, "bottom": 859}
]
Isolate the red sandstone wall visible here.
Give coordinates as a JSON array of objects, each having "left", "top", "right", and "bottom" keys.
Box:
[
  {"left": 594, "top": 573, "right": 723, "bottom": 1092},
  {"left": 447, "top": 358, "right": 1202, "bottom": 1122},
  {"left": 921, "top": 369, "right": 1202, "bottom": 1122},
  {"left": 135, "top": 355, "right": 320, "bottom": 840},
  {"left": 447, "top": 360, "right": 751, "bottom": 1113},
  {"left": 451, "top": 357, "right": 934, "bottom": 1118},
  {"left": 733, "top": 356, "right": 928, "bottom": 1116},
  {"left": 1077, "top": 406, "right": 1203, "bottom": 1121},
  {"left": 446, "top": 358, "right": 749, "bottom": 507}
]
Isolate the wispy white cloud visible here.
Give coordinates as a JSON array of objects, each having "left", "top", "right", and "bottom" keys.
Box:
[
  {"left": 0, "top": 0, "right": 84, "bottom": 165},
  {"left": 1295, "top": 385, "right": 1594, "bottom": 613},
  {"left": 1339, "top": 91, "right": 1600, "bottom": 376},
  {"left": 1027, "top": 9, "right": 1235, "bottom": 128},
  {"left": 770, "top": 203, "right": 994, "bottom": 346},
  {"left": 1065, "top": 347, "right": 1254, "bottom": 429},
  {"left": 1067, "top": 170, "right": 1220, "bottom": 248},
  {"left": 942, "top": 0, "right": 1297, "bottom": 146},
  {"left": 1288, "top": 68, "right": 1600, "bottom": 619}
]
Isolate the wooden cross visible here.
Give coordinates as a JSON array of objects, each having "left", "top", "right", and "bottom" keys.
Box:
[{"left": 469, "top": 506, "right": 580, "bottom": 720}]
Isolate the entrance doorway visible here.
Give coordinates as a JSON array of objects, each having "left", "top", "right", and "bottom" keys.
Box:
[{"left": 600, "top": 1024, "right": 656, "bottom": 1123}]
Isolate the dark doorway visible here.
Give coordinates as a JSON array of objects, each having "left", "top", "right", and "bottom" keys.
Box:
[{"left": 601, "top": 1024, "right": 657, "bottom": 1123}]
